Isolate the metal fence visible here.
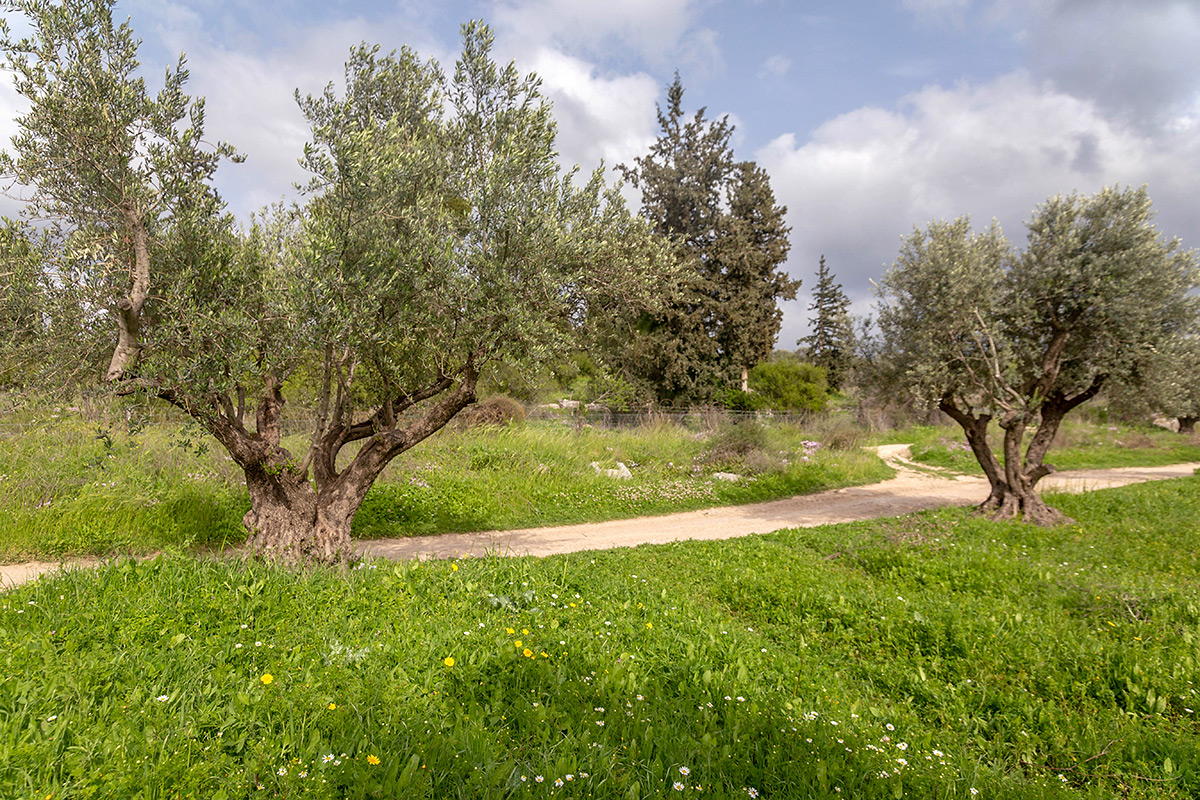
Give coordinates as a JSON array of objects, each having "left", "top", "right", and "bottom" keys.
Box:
[
  {"left": 1, "top": 398, "right": 826, "bottom": 435},
  {"left": 525, "top": 405, "right": 820, "bottom": 430}
]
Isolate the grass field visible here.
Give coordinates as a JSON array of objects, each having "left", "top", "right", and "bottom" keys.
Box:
[
  {"left": 4, "top": 403, "right": 1200, "bottom": 563},
  {"left": 2, "top": 476, "right": 1198, "bottom": 798},
  {"left": 879, "top": 419, "right": 1200, "bottom": 475},
  {"left": 0, "top": 407, "right": 890, "bottom": 562}
]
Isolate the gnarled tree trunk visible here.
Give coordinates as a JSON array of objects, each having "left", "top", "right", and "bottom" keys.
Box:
[
  {"left": 989, "top": 416, "right": 1070, "bottom": 526},
  {"left": 939, "top": 394, "right": 1072, "bottom": 527},
  {"left": 241, "top": 464, "right": 362, "bottom": 564},
  {"left": 939, "top": 379, "right": 1104, "bottom": 526},
  {"left": 1178, "top": 416, "right": 1198, "bottom": 435},
  {"left": 106, "top": 210, "right": 151, "bottom": 381},
  {"left": 190, "top": 360, "right": 482, "bottom": 566}
]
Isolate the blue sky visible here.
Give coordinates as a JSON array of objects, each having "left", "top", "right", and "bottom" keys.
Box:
[{"left": 4, "top": 0, "right": 1199, "bottom": 347}]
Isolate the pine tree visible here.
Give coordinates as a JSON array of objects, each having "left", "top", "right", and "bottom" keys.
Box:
[
  {"left": 617, "top": 75, "right": 798, "bottom": 404},
  {"left": 801, "top": 255, "right": 854, "bottom": 390}
]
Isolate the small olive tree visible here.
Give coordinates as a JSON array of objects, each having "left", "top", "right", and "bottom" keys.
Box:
[
  {"left": 2, "top": 1, "right": 672, "bottom": 563},
  {"left": 878, "top": 187, "right": 1196, "bottom": 525}
]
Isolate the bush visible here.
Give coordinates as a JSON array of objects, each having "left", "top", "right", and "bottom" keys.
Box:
[
  {"left": 714, "top": 387, "right": 767, "bottom": 412},
  {"left": 748, "top": 361, "right": 828, "bottom": 412},
  {"left": 703, "top": 420, "right": 769, "bottom": 465},
  {"left": 455, "top": 395, "right": 526, "bottom": 428},
  {"left": 805, "top": 413, "right": 865, "bottom": 451}
]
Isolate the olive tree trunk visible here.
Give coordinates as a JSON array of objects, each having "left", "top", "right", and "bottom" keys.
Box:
[
  {"left": 939, "top": 383, "right": 1100, "bottom": 527},
  {"left": 987, "top": 410, "right": 1070, "bottom": 526},
  {"left": 186, "top": 365, "right": 479, "bottom": 566},
  {"left": 240, "top": 464, "right": 362, "bottom": 564}
]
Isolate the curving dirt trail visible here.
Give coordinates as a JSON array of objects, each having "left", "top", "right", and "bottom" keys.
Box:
[
  {"left": 357, "top": 445, "right": 1200, "bottom": 560},
  {"left": 4, "top": 445, "right": 1197, "bottom": 590}
]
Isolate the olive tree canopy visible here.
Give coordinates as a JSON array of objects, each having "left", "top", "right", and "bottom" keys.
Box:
[
  {"left": 878, "top": 187, "right": 1196, "bottom": 525},
  {"left": 1, "top": 1, "right": 673, "bottom": 563},
  {"left": 1135, "top": 335, "right": 1200, "bottom": 434}
]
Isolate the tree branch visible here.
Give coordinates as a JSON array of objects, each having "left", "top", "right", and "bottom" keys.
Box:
[
  {"left": 105, "top": 207, "right": 151, "bottom": 380},
  {"left": 340, "top": 373, "right": 455, "bottom": 445}
]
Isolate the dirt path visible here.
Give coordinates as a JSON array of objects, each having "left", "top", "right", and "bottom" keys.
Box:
[{"left": 4, "top": 446, "right": 1197, "bottom": 590}]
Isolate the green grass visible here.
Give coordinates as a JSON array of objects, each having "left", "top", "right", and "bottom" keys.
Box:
[
  {"left": 6, "top": 405, "right": 1200, "bottom": 563},
  {"left": 352, "top": 421, "right": 887, "bottom": 538},
  {"left": 3, "top": 477, "right": 1198, "bottom": 798},
  {"left": 889, "top": 420, "right": 1200, "bottom": 475},
  {"left": 0, "top": 410, "right": 891, "bottom": 561}
]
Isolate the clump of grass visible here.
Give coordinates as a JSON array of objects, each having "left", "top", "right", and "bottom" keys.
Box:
[
  {"left": 801, "top": 411, "right": 865, "bottom": 451},
  {"left": 454, "top": 395, "right": 526, "bottom": 428},
  {"left": 4, "top": 477, "right": 1199, "bottom": 797},
  {"left": 701, "top": 420, "right": 769, "bottom": 466}
]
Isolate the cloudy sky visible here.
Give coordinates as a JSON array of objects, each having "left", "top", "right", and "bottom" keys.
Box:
[{"left": 3, "top": 0, "right": 1199, "bottom": 346}]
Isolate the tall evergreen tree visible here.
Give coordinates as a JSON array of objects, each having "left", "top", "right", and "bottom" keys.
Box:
[
  {"left": 711, "top": 162, "right": 794, "bottom": 390},
  {"left": 616, "top": 75, "right": 797, "bottom": 404},
  {"left": 801, "top": 255, "right": 854, "bottom": 390}
]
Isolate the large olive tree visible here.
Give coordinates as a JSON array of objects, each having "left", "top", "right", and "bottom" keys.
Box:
[
  {"left": 878, "top": 187, "right": 1196, "bottom": 525},
  {"left": 1, "top": 1, "right": 671, "bottom": 563}
]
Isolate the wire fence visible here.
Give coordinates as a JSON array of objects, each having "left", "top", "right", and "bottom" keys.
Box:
[
  {"left": 0, "top": 396, "right": 828, "bottom": 435},
  {"left": 525, "top": 405, "right": 821, "bottom": 430}
]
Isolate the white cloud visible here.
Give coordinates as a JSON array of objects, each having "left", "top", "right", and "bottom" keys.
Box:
[
  {"left": 1023, "top": 0, "right": 1200, "bottom": 130},
  {"left": 758, "top": 71, "right": 1200, "bottom": 342},
  {"left": 0, "top": 74, "right": 24, "bottom": 151},
  {"left": 0, "top": 68, "right": 32, "bottom": 219},
  {"left": 484, "top": 0, "right": 717, "bottom": 190},
  {"left": 757, "top": 54, "right": 791, "bottom": 81},
  {"left": 902, "top": 0, "right": 971, "bottom": 12},
  {"left": 524, "top": 48, "right": 659, "bottom": 173},
  {"left": 491, "top": 0, "right": 707, "bottom": 67},
  {"left": 901, "top": 0, "right": 973, "bottom": 26}
]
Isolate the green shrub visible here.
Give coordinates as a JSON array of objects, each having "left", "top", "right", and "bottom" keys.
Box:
[
  {"left": 749, "top": 361, "right": 828, "bottom": 412},
  {"left": 714, "top": 387, "right": 767, "bottom": 411}
]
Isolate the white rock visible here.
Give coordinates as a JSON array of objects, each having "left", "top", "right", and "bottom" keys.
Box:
[
  {"left": 711, "top": 472, "right": 742, "bottom": 482},
  {"left": 591, "top": 461, "right": 632, "bottom": 479}
]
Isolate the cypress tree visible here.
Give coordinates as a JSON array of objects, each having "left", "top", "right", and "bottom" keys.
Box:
[
  {"left": 618, "top": 75, "right": 797, "bottom": 404},
  {"left": 801, "top": 255, "right": 854, "bottom": 390}
]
